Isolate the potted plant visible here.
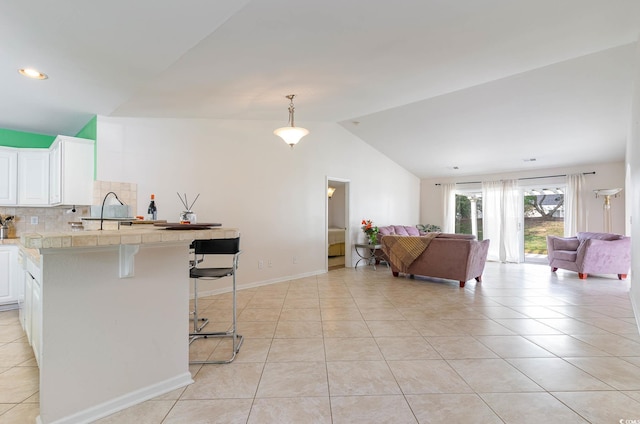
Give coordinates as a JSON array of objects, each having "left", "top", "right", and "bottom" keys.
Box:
[{"left": 361, "top": 219, "right": 379, "bottom": 244}]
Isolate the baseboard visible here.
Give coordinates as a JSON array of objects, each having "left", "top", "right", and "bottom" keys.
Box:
[
  {"left": 38, "top": 372, "right": 193, "bottom": 424},
  {"left": 631, "top": 283, "right": 640, "bottom": 335},
  {"left": 195, "top": 269, "right": 327, "bottom": 298},
  {"left": 0, "top": 302, "right": 18, "bottom": 312}
]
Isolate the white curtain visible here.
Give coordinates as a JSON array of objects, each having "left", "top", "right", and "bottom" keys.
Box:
[
  {"left": 564, "top": 173, "right": 585, "bottom": 236},
  {"left": 482, "top": 181, "right": 501, "bottom": 262},
  {"left": 482, "top": 179, "right": 521, "bottom": 263},
  {"left": 441, "top": 183, "right": 456, "bottom": 233},
  {"left": 501, "top": 179, "right": 521, "bottom": 263}
]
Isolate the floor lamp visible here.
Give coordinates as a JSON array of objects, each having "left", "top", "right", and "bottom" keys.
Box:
[{"left": 593, "top": 188, "right": 622, "bottom": 233}]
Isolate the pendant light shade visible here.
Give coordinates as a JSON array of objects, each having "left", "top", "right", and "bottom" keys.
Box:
[{"left": 274, "top": 94, "right": 309, "bottom": 148}]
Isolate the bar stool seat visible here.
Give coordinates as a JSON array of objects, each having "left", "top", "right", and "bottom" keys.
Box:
[
  {"left": 191, "top": 267, "right": 234, "bottom": 279},
  {"left": 189, "top": 237, "right": 243, "bottom": 364}
]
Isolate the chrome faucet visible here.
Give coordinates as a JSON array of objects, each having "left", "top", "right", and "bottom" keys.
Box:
[{"left": 100, "top": 192, "right": 124, "bottom": 230}]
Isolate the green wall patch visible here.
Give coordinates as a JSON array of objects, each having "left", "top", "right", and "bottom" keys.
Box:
[
  {"left": 75, "top": 116, "right": 97, "bottom": 141},
  {"left": 0, "top": 128, "right": 55, "bottom": 148}
]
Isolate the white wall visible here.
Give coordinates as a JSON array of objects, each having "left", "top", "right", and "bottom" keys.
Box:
[
  {"left": 627, "top": 39, "right": 640, "bottom": 329},
  {"left": 420, "top": 161, "right": 627, "bottom": 235},
  {"left": 96, "top": 116, "right": 419, "bottom": 291}
]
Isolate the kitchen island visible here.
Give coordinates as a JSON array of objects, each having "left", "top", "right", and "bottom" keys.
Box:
[{"left": 21, "top": 226, "right": 239, "bottom": 424}]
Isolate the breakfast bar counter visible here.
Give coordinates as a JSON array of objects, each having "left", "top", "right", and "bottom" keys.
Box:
[
  {"left": 21, "top": 225, "right": 238, "bottom": 250},
  {"left": 21, "top": 226, "right": 238, "bottom": 424}
]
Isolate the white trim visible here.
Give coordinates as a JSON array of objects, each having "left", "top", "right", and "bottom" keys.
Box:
[
  {"left": 326, "top": 176, "right": 351, "bottom": 270},
  {"left": 39, "top": 372, "right": 193, "bottom": 424},
  {"left": 194, "top": 269, "right": 327, "bottom": 298},
  {"left": 631, "top": 284, "right": 640, "bottom": 336}
]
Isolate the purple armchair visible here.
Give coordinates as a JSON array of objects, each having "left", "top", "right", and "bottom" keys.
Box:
[{"left": 547, "top": 232, "right": 631, "bottom": 280}]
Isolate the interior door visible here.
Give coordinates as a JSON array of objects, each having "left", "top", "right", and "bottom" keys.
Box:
[{"left": 327, "top": 178, "right": 350, "bottom": 269}]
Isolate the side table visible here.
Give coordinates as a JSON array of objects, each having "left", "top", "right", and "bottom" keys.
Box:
[{"left": 354, "top": 243, "right": 388, "bottom": 270}]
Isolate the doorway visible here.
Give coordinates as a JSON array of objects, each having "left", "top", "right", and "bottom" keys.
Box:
[
  {"left": 522, "top": 186, "right": 564, "bottom": 262},
  {"left": 327, "top": 178, "right": 350, "bottom": 271}
]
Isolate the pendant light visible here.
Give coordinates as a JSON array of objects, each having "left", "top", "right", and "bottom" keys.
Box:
[{"left": 274, "top": 94, "right": 309, "bottom": 148}]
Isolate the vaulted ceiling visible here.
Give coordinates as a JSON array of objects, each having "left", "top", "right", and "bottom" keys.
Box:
[{"left": 2, "top": 0, "right": 638, "bottom": 178}]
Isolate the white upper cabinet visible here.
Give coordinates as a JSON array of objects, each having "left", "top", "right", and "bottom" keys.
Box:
[
  {"left": 17, "top": 149, "right": 49, "bottom": 206},
  {"left": 49, "top": 140, "right": 61, "bottom": 204},
  {"left": 0, "top": 135, "right": 94, "bottom": 207},
  {"left": 0, "top": 148, "right": 18, "bottom": 205},
  {"left": 49, "top": 136, "right": 94, "bottom": 206}
]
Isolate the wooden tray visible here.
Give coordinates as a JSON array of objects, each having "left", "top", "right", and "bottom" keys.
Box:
[{"left": 153, "top": 223, "right": 221, "bottom": 230}]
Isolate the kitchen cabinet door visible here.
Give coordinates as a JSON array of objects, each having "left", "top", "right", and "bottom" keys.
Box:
[
  {"left": 49, "top": 140, "right": 61, "bottom": 204},
  {"left": 49, "top": 136, "right": 94, "bottom": 206},
  {"left": 24, "top": 271, "right": 33, "bottom": 340},
  {"left": 24, "top": 256, "right": 42, "bottom": 365},
  {"left": 0, "top": 148, "right": 18, "bottom": 205},
  {"left": 18, "top": 149, "right": 49, "bottom": 205},
  {"left": 17, "top": 250, "right": 26, "bottom": 328},
  {"left": 0, "top": 246, "right": 18, "bottom": 306},
  {"left": 31, "top": 274, "right": 42, "bottom": 366}
]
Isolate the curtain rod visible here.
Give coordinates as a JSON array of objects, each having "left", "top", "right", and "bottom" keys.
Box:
[{"left": 434, "top": 171, "right": 595, "bottom": 186}]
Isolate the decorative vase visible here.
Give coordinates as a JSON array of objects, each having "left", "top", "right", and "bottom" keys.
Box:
[{"left": 179, "top": 210, "right": 197, "bottom": 224}]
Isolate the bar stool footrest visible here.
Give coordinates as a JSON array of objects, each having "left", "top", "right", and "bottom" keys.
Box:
[{"left": 189, "top": 332, "right": 244, "bottom": 364}]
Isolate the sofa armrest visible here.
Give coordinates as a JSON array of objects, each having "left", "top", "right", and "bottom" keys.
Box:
[
  {"left": 576, "top": 237, "right": 631, "bottom": 272},
  {"left": 547, "top": 236, "right": 579, "bottom": 253},
  {"left": 466, "top": 239, "right": 490, "bottom": 278}
]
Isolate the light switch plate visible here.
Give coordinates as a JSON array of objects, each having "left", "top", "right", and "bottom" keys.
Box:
[{"left": 30, "top": 216, "right": 38, "bottom": 225}]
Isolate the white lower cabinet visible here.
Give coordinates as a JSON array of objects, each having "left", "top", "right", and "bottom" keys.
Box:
[
  {"left": 0, "top": 246, "right": 18, "bottom": 307},
  {"left": 24, "top": 270, "right": 33, "bottom": 340},
  {"left": 17, "top": 250, "right": 26, "bottom": 327},
  {"left": 23, "top": 255, "right": 42, "bottom": 366},
  {"left": 31, "top": 275, "right": 42, "bottom": 366}
]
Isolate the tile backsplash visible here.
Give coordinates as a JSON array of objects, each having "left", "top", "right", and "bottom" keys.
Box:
[
  {"left": 92, "top": 181, "right": 137, "bottom": 213},
  {"left": 0, "top": 180, "right": 138, "bottom": 238},
  {"left": 0, "top": 206, "right": 90, "bottom": 238}
]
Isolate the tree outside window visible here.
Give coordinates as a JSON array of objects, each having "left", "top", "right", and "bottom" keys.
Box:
[{"left": 455, "top": 194, "right": 483, "bottom": 240}]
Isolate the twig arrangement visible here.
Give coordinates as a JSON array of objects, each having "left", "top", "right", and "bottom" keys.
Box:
[
  {"left": 177, "top": 193, "right": 200, "bottom": 211},
  {"left": 0, "top": 215, "right": 14, "bottom": 226}
]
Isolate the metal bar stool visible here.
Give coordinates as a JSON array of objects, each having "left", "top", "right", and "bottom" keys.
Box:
[
  {"left": 190, "top": 243, "right": 209, "bottom": 333},
  {"left": 189, "top": 237, "right": 243, "bottom": 364}
]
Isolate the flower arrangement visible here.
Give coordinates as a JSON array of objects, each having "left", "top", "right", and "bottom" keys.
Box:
[{"left": 361, "top": 219, "right": 379, "bottom": 244}]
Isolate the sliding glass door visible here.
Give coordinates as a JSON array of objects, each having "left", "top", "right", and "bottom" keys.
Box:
[
  {"left": 522, "top": 187, "right": 565, "bottom": 258},
  {"left": 455, "top": 193, "right": 483, "bottom": 240},
  {"left": 451, "top": 179, "right": 570, "bottom": 262}
]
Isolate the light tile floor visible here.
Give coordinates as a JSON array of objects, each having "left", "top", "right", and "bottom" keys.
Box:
[{"left": 1, "top": 262, "right": 640, "bottom": 423}]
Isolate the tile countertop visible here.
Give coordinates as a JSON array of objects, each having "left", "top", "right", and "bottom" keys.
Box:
[
  {"left": 0, "top": 238, "right": 40, "bottom": 262},
  {"left": 20, "top": 226, "right": 240, "bottom": 250},
  {"left": 0, "top": 238, "right": 21, "bottom": 246}
]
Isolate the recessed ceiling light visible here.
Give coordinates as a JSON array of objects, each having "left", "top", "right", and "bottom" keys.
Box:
[
  {"left": 18, "top": 68, "right": 48, "bottom": 80},
  {"left": 453, "top": 166, "right": 459, "bottom": 170},
  {"left": 523, "top": 158, "right": 536, "bottom": 162}
]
